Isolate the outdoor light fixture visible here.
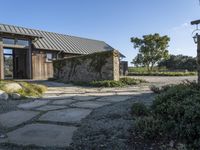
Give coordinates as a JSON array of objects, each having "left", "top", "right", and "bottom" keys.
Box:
[
  {"left": 191, "top": 19, "right": 200, "bottom": 84},
  {"left": 193, "top": 33, "right": 198, "bottom": 44},
  {"left": 191, "top": 19, "right": 200, "bottom": 44}
]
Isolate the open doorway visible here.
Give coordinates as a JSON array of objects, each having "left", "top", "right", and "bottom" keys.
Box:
[
  {"left": 4, "top": 49, "right": 13, "bottom": 79},
  {"left": 3, "top": 48, "right": 29, "bottom": 79}
]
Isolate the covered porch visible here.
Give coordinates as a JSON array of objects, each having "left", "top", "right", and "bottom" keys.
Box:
[{"left": 0, "top": 31, "right": 42, "bottom": 80}]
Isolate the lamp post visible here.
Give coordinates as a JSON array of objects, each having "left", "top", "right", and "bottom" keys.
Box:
[{"left": 191, "top": 20, "right": 200, "bottom": 84}]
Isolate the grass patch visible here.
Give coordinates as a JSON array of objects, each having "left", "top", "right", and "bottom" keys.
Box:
[
  {"left": 0, "top": 80, "right": 47, "bottom": 98},
  {"left": 128, "top": 67, "right": 167, "bottom": 72},
  {"left": 18, "top": 82, "right": 47, "bottom": 98},
  {"left": 128, "top": 67, "right": 197, "bottom": 76},
  {"left": 128, "top": 71, "right": 197, "bottom": 76},
  {"left": 131, "top": 81, "right": 200, "bottom": 149}
]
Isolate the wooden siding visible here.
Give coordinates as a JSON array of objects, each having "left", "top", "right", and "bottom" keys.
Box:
[
  {"left": 32, "top": 50, "right": 55, "bottom": 80},
  {"left": 31, "top": 50, "right": 77, "bottom": 80}
]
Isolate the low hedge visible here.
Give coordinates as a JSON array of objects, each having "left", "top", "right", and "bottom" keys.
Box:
[
  {"left": 72, "top": 77, "right": 147, "bottom": 87},
  {"left": 131, "top": 81, "right": 200, "bottom": 149},
  {"left": 128, "top": 71, "right": 197, "bottom": 76}
]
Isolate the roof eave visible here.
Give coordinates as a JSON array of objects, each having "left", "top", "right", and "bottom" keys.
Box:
[{"left": 0, "top": 30, "right": 43, "bottom": 40}]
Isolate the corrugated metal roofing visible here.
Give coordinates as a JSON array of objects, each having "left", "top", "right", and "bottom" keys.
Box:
[{"left": 0, "top": 23, "right": 115, "bottom": 55}]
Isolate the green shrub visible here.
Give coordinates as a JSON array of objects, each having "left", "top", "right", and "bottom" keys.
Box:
[
  {"left": 134, "top": 116, "right": 163, "bottom": 140},
  {"left": 72, "top": 77, "right": 147, "bottom": 87},
  {"left": 132, "top": 81, "right": 200, "bottom": 149},
  {"left": 131, "top": 102, "right": 150, "bottom": 117},
  {"left": 90, "top": 80, "right": 124, "bottom": 87},
  {"left": 120, "top": 77, "right": 147, "bottom": 85},
  {"left": 150, "top": 84, "right": 173, "bottom": 94},
  {"left": 149, "top": 85, "right": 161, "bottom": 93}
]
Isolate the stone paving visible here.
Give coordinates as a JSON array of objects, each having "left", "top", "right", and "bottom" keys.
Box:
[
  {"left": 6, "top": 123, "right": 77, "bottom": 147},
  {"left": 0, "top": 81, "right": 152, "bottom": 148},
  {"left": 0, "top": 110, "right": 39, "bottom": 128}
]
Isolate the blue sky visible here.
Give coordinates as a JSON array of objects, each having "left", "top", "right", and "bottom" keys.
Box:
[{"left": 0, "top": 0, "right": 199, "bottom": 65}]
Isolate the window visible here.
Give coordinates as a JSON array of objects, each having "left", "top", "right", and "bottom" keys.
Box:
[
  {"left": 46, "top": 53, "right": 53, "bottom": 62},
  {"left": 3, "top": 38, "right": 29, "bottom": 46},
  {"left": 3, "top": 38, "right": 15, "bottom": 45},
  {"left": 3, "top": 49, "right": 13, "bottom": 55},
  {"left": 16, "top": 40, "right": 29, "bottom": 46}
]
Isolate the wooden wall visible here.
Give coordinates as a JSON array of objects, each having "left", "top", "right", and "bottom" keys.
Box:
[
  {"left": 32, "top": 50, "right": 79, "bottom": 80},
  {"left": 32, "top": 50, "right": 55, "bottom": 80},
  {"left": 0, "top": 38, "right": 4, "bottom": 79}
]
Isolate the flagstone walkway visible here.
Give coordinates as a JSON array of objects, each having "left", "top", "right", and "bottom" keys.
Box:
[{"left": 0, "top": 81, "right": 151, "bottom": 149}]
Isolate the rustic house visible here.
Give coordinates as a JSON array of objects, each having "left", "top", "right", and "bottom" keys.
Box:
[{"left": 0, "top": 23, "right": 124, "bottom": 80}]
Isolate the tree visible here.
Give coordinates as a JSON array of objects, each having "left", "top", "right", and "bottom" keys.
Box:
[
  {"left": 131, "top": 54, "right": 143, "bottom": 67},
  {"left": 158, "top": 54, "right": 197, "bottom": 71},
  {"left": 131, "top": 33, "right": 170, "bottom": 71}
]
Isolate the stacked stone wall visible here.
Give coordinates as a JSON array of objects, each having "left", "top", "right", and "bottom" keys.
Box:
[{"left": 53, "top": 50, "right": 120, "bottom": 82}]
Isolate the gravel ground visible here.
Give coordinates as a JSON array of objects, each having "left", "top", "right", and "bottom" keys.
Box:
[
  {"left": 129, "top": 76, "right": 197, "bottom": 85},
  {"left": 71, "top": 93, "right": 155, "bottom": 150},
  {"left": 70, "top": 76, "right": 197, "bottom": 149}
]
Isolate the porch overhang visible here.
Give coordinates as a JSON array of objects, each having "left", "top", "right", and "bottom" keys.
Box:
[
  {"left": 0, "top": 30, "right": 43, "bottom": 41},
  {"left": 0, "top": 31, "right": 42, "bottom": 80}
]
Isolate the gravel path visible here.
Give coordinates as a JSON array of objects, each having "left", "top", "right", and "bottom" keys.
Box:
[
  {"left": 129, "top": 76, "right": 197, "bottom": 85},
  {"left": 71, "top": 93, "right": 154, "bottom": 150}
]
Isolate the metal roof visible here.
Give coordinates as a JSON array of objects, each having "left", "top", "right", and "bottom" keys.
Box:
[{"left": 0, "top": 23, "right": 115, "bottom": 55}]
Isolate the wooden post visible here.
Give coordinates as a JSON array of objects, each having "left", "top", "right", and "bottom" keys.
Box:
[
  {"left": 27, "top": 40, "right": 32, "bottom": 79},
  {"left": 197, "top": 35, "right": 200, "bottom": 84},
  {"left": 0, "top": 37, "right": 4, "bottom": 80}
]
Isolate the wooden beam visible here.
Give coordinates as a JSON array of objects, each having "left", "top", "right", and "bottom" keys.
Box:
[
  {"left": 0, "top": 31, "right": 43, "bottom": 40},
  {"left": 3, "top": 44, "right": 28, "bottom": 49},
  {"left": 27, "top": 40, "right": 32, "bottom": 79},
  {"left": 197, "top": 35, "right": 200, "bottom": 84},
  {"left": 0, "top": 37, "right": 4, "bottom": 80}
]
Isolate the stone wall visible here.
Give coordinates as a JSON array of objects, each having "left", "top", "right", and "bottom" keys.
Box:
[{"left": 53, "top": 50, "right": 120, "bottom": 82}]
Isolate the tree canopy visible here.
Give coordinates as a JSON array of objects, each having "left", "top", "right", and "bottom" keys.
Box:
[
  {"left": 158, "top": 54, "right": 197, "bottom": 71},
  {"left": 131, "top": 33, "right": 170, "bottom": 71}
]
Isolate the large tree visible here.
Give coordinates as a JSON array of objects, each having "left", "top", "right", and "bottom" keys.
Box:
[{"left": 131, "top": 33, "right": 170, "bottom": 71}]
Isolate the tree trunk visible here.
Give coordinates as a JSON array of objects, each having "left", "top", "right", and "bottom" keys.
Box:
[
  {"left": 197, "top": 35, "right": 200, "bottom": 85},
  {"left": 146, "top": 64, "right": 150, "bottom": 72},
  {"left": 150, "top": 63, "right": 155, "bottom": 72}
]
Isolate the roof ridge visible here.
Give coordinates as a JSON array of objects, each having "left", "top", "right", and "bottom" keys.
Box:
[{"left": 0, "top": 23, "right": 106, "bottom": 43}]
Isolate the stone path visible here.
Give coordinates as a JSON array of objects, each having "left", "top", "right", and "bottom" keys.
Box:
[{"left": 0, "top": 81, "right": 152, "bottom": 149}]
